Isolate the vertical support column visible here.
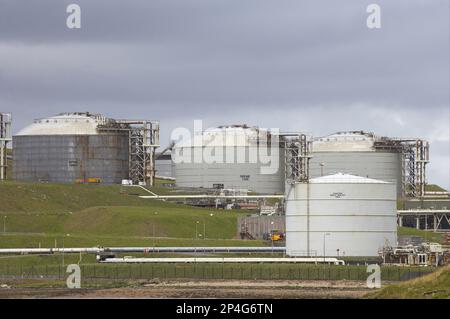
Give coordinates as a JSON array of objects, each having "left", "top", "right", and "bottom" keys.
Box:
[
  {"left": 398, "top": 215, "right": 403, "bottom": 227},
  {"left": 0, "top": 141, "right": 4, "bottom": 180},
  {"left": 306, "top": 182, "right": 310, "bottom": 257},
  {"left": 1, "top": 113, "right": 5, "bottom": 180},
  {"left": 416, "top": 216, "right": 420, "bottom": 229},
  {"left": 0, "top": 113, "right": 12, "bottom": 181}
]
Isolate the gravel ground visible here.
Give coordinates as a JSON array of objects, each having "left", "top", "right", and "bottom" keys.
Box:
[{"left": 0, "top": 279, "right": 371, "bottom": 299}]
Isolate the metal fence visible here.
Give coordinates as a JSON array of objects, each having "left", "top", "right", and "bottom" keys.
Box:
[{"left": 0, "top": 263, "right": 435, "bottom": 282}]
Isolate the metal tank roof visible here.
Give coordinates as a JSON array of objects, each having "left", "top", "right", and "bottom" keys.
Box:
[
  {"left": 312, "top": 131, "right": 376, "bottom": 152},
  {"left": 174, "top": 124, "right": 270, "bottom": 148},
  {"left": 309, "top": 172, "right": 390, "bottom": 184},
  {"left": 15, "top": 112, "right": 108, "bottom": 136}
]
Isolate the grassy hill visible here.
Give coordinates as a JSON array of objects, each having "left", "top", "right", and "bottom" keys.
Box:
[
  {"left": 4, "top": 148, "right": 12, "bottom": 180},
  {"left": 398, "top": 227, "right": 446, "bottom": 244},
  {"left": 425, "top": 184, "right": 448, "bottom": 192},
  {"left": 366, "top": 265, "right": 450, "bottom": 299},
  {"left": 0, "top": 181, "right": 259, "bottom": 247},
  {"left": 1, "top": 180, "right": 445, "bottom": 249}
]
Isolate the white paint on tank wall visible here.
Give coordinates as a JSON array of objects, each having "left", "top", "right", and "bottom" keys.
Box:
[
  {"left": 173, "top": 145, "right": 284, "bottom": 194},
  {"left": 285, "top": 173, "right": 397, "bottom": 257}
]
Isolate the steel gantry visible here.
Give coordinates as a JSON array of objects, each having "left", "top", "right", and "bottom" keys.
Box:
[
  {"left": 398, "top": 209, "right": 450, "bottom": 232},
  {"left": 284, "top": 133, "right": 312, "bottom": 184},
  {"left": 374, "top": 137, "right": 429, "bottom": 198},
  {"left": 97, "top": 117, "right": 160, "bottom": 186},
  {"left": 0, "top": 113, "right": 12, "bottom": 180}
]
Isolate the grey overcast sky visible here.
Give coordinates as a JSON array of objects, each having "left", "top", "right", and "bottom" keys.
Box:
[{"left": 0, "top": 0, "right": 449, "bottom": 188}]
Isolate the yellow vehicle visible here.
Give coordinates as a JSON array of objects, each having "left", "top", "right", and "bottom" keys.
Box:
[
  {"left": 269, "top": 230, "right": 284, "bottom": 241},
  {"left": 86, "top": 177, "right": 101, "bottom": 183},
  {"left": 75, "top": 178, "right": 102, "bottom": 184}
]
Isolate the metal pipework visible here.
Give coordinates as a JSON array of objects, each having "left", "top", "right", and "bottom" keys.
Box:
[
  {"left": 100, "top": 257, "right": 345, "bottom": 265},
  {"left": 124, "top": 185, "right": 285, "bottom": 199},
  {"left": 0, "top": 246, "right": 286, "bottom": 255},
  {"left": 139, "top": 194, "right": 285, "bottom": 199}
]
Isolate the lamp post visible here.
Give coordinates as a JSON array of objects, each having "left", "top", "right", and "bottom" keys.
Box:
[
  {"left": 270, "top": 221, "right": 275, "bottom": 254},
  {"left": 319, "top": 163, "right": 325, "bottom": 176},
  {"left": 195, "top": 221, "right": 199, "bottom": 239},
  {"left": 323, "top": 232, "right": 330, "bottom": 262},
  {"left": 153, "top": 212, "right": 158, "bottom": 247},
  {"left": 62, "top": 236, "right": 65, "bottom": 267},
  {"left": 204, "top": 213, "right": 214, "bottom": 240},
  {"left": 203, "top": 220, "right": 206, "bottom": 240}
]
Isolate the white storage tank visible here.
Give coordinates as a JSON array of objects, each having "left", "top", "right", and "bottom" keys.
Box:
[
  {"left": 285, "top": 173, "right": 397, "bottom": 257},
  {"left": 173, "top": 125, "right": 284, "bottom": 194},
  {"left": 310, "top": 131, "right": 403, "bottom": 195}
]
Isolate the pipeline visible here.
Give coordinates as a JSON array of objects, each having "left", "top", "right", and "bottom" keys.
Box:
[
  {"left": 0, "top": 246, "right": 286, "bottom": 255},
  {"left": 139, "top": 194, "right": 285, "bottom": 199},
  {"left": 100, "top": 257, "right": 345, "bottom": 265}
]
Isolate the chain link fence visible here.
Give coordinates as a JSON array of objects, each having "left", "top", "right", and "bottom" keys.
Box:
[{"left": 0, "top": 263, "right": 435, "bottom": 282}]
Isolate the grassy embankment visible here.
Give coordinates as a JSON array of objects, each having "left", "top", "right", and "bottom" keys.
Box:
[
  {"left": 366, "top": 265, "right": 450, "bottom": 299},
  {"left": 0, "top": 180, "right": 262, "bottom": 248},
  {"left": 398, "top": 227, "right": 446, "bottom": 244}
]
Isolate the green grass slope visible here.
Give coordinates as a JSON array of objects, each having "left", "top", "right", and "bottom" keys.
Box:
[
  {"left": 0, "top": 181, "right": 257, "bottom": 247},
  {"left": 366, "top": 265, "right": 450, "bottom": 299},
  {"left": 425, "top": 184, "right": 448, "bottom": 192},
  {"left": 0, "top": 181, "right": 150, "bottom": 213},
  {"left": 398, "top": 227, "right": 445, "bottom": 244},
  {"left": 64, "top": 205, "right": 245, "bottom": 239}
]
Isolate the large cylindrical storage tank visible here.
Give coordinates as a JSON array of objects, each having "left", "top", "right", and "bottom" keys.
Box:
[
  {"left": 285, "top": 173, "right": 397, "bottom": 257},
  {"left": 155, "top": 150, "right": 174, "bottom": 179},
  {"left": 13, "top": 113, "right": 129, "bottom": 184},
  {"left": 173, "top": 125, "right": 284, "bottom": 194},
  {"left": 310, "top": 131, "right": 402, "bottom": 196}
]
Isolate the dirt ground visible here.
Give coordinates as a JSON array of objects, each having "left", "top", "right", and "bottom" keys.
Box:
[{"left": 0, "top": 279, "right": 371, "bottom": 299}]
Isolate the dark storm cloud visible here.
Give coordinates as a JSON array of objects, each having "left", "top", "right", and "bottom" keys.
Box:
[{"left": 0, "top": 0, "right": 448, "bottom": 187}]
